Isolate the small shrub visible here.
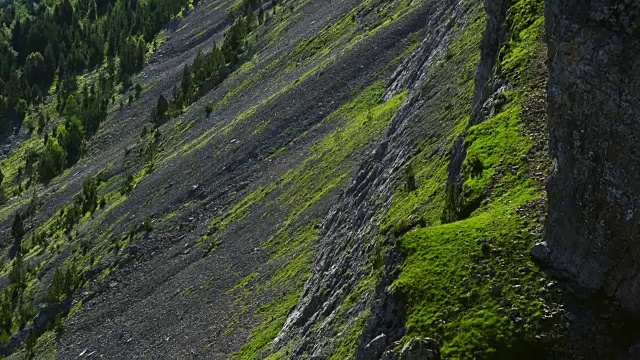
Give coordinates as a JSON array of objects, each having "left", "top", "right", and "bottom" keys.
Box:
[
  {"left": 27, "top": 191, "right": 39, "bottom": 216},
  {"left": 468, "top": 155, "right": 483, "bottom": 178},
  {"left": 391, "top": 218, "right": 413, "bottom": 238},
  {"left": 128, "top": 225, "right": 137, "bottom": 239},
  {"left": 144, "top": 137, "right": 158, "bottom": 166},
  {"left": 134, "top": 83, "right": 143, "bottom": 99},
  {"left": 156, "top": 94, "right": 169, "bottom": 121},
  {"left": 405, "top": 163, "right": 416, "bottom": 192},
  {"left": 24, "top": 328, "right": 36, "bottom": 359},
  {"left": 120, "top": 174, "right": 135, "bottom": 195},
  {"left": 38, "top": 136, "right": 65, "bottom": 182},
  {"left": 142, "top": 216, "right": 153, "bottom": 232},
  {"left": 11, "top": 212, "right": 25, "bottom": 242},
  {"left": 48, "top": 261, "right": 84, "bottom": 303},
  {"left": 441, "top": 184, "right": 458, "bottom": 224}
]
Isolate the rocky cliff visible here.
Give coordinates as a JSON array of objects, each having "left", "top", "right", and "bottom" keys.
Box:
[{"left": 545, "top": 0, "right": 640, "bottom": 316}]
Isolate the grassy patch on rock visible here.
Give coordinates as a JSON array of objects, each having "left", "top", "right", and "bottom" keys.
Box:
[
  {"left": 387, "top": 0, "right": 549, "bottom": 357},
  {"left": 380, "top": 5, "right": 486, "bottom": 236},
  {"left": 393, "top": 185, "right": 544, "bottom": 357}
]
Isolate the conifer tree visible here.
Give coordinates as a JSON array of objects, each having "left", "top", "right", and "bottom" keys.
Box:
[
  {"left": 181, "top": 64, "right": 192, "bottom": 99},
  {"left": 156, "top": 94, "right": 168, "bottom": 120}
]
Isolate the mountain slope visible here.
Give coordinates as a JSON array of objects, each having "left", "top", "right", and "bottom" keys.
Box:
[
  {"left": 1, "top": 0, "right": 440, "bottom": 357},
  {"left": 0, "top": 0, "right": 638, "bottom": 358}
]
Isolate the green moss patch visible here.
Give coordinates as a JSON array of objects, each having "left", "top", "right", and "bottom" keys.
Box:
[
  {"left": 388, "top": 0, "right": 549, "bottom": 357},
  {"left": 498, "top": 0, "right": 545, "bottom": 75},
  {"left": 393, "top": 185, "right": 544, "bottom": 357}
]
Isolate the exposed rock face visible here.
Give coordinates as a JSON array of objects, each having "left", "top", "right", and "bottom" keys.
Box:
[
  {"left": 443, "top": 0, "right": 511, "bottom": 222},
  {"left": 469, "top": 0, "right": 509, "bottom": 126},
  {"left": 379, "top": 337, "right": 441, "bottom": 360},
  {"left": 362, "top": 333, "right": 388, "bottom": 359},
  {"left": 545, "top": 0, "right": 640, "bottom": 314},
  {"left": 270, "top": 0, "right": 472, "bottom": 356},
  {"left": 397, "top": 337, "right": 440, "bottom": 360}
]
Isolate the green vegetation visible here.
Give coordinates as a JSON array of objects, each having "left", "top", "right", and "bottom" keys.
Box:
[
  {"left": 380, "top": 5, "right": 486, "bottom": 235},
  {"left": 0, "top": 159, "right": 152, "bottom": 352},
  {"left": 48, "top": 261, "right": 85, "bottom": 303},
  {"left": 460, "top": 101, "right": 529, "bottom": 208},
  {"left": 329, "top": 310, "right": 371, "bottom": 360},
  {"left": 228, "top": 83, "right": 406, "bottom": 358},
  {"left": 394, "top": 188, "right": 543, "bottom": 357},
  {"left": 0, "top": 0, "right": 551, "bottom": 357},
  {"left": 0, "top": 0, "right": 195, "bottom": 204},
  {"left": 229, "top": 272, "right": 258, "bottom": 293},
  {"left": 209, "top": 82, "right": 405, "bottom": 237},
  {"left": 193, "top": 0, "right": 419, "bottom": 155},
  {"left": 286, "top": 0, "right": 418, "bottom": 69},
  {"left": 384, "top": 0, "right": 550, "bottom": 357},
  {"left": 230, "top": 291, "right": 300, "bottom": 360},
  {"left": 153, "top": 0, "right": 267, "bottom": 122},
  {"left": 498, "top": 0, "right": 545, "bottom": 75},
  {"left": 0, "top": 0, "right": 190, "bottom": 121}
]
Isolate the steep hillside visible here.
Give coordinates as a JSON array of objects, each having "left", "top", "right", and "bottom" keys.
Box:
[{"left": 0, "top": 0, "right": 638, "bottom": 358}]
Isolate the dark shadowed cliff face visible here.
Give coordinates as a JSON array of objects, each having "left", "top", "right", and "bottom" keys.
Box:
[{"left": 545, "top": 0, "right": 640, "bottom": 315}]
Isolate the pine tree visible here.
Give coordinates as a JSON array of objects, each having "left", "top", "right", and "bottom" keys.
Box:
[
  {"left": 405, "top": 162, "right": 416, "bottom": 192},
  {"left": 181, "top": 64, "right": 192, "bottom": 100},
  {"left": 9, "top": 251, "right": 25, "bottom": 288},
  {"left": 156, "top": 94, "right": 168, "bottom": 120},
  {"left": 11, "top": 212, "right": 25, "bottom": 243},
  {"left": 193, "top": 50, "right": 206, "bottom": 85}
]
